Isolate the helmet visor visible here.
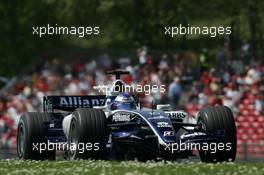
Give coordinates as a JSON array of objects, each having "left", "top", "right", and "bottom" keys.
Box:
[{"left": 116, "top": 102, "right": 136, "bottom": 110}]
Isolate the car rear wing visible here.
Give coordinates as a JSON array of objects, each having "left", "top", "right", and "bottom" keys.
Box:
[{"left": 43, "top": 95, "right": 107, "bottom": 112}]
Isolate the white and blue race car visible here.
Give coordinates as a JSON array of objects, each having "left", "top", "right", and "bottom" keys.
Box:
[{"left": 17, "top": 70, "right": 237, "bottom": 162}]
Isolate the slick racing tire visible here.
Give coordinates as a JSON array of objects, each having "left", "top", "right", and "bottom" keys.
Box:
[
  {"left": 197, "top": 106, "right": 237, "bottom": 162},
  {"left": 68, "top": 108, "right": 108, "bottom": 160},
  {"left": 17, "top": 112, "right": 56, "bottom": 160}
]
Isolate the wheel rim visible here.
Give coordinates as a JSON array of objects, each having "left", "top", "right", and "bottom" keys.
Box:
[
  {"left": 69, "top": 119, "right": 78, "bottom": 159},
  {"left": 197, "top": 120, "right": 212, "bottom": 161},
  {"left": 17, "top": 124, "right": 25, "bottom": 158},
  {"left": 198, "top": 120, "right": 206, "bottom": 131}
]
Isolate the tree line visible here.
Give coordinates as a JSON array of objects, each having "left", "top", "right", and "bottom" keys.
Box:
[{"left": 0, "top": 0, "right": 263, "bottom": 77}]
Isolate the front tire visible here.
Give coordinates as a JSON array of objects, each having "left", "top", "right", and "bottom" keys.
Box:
[
  {"left": 17, "top": 112, "right": 56, "bottom": 160},
  {"left": 198, "top": 106, "right": 237, "bottom": 162},
  {"left": 68, "top": 108, "right": 108, "bottom": 160}
]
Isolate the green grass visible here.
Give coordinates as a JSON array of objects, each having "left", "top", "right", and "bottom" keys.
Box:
[{"left": 0, "top": 160, "right": 263, "bottom": 175}]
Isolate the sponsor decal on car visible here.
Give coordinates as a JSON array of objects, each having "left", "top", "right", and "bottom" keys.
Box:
[
  {"left": 157, "top": 122, "right": 171, "bottom": 128},
  {"left": 167, "top": 111, "right": 187, "bottom": 119},
  {"left": 148, "top": 111, "right": 161, "bottom": 115},
  {"left": 59, "top": 97, "right": 106, "bottom": 107},
  {"left": 148, "top": 115, "right": 166, "bottom": 119},
  {"left": 112, "top": 112, "right": 131, "bottom": 122},
  {"left": 163, "top": 131, "right": 174, "bottom": 137},
  {"left": 180, "top": 132, "right": 206, "bottom": 139}
]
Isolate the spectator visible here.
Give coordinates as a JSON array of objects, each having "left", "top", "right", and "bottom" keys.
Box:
[{"left": 168, "top": 77, "right": 182, "bottom": 109}]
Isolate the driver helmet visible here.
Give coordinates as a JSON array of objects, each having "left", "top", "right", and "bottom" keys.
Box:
[{"left": 111, "top": 93, "right": 136, "bottom": 110}]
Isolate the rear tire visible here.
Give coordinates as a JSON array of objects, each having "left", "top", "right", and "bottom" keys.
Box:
[
  {"left": 17, "top": 112, "right": 56, "bottom": 160},
  {"left": 198, "top": 106, "right": 237, "bottom": 162},
  {"left": 68, "top": 108, "right": 108, "bottom": 160}
]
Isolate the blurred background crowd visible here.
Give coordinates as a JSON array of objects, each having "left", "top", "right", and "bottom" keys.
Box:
[{"left": 0, "top": 41, "right": 263, "bottom": 160}]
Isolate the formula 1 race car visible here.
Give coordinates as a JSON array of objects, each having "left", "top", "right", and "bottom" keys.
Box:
[{"left": 17, "top": 70, "right": 237, "bottom": 162}]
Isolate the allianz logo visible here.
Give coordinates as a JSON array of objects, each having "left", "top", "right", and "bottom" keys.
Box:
[{"left": 59, "top": 97, "right": 105, "bottom": 107}]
